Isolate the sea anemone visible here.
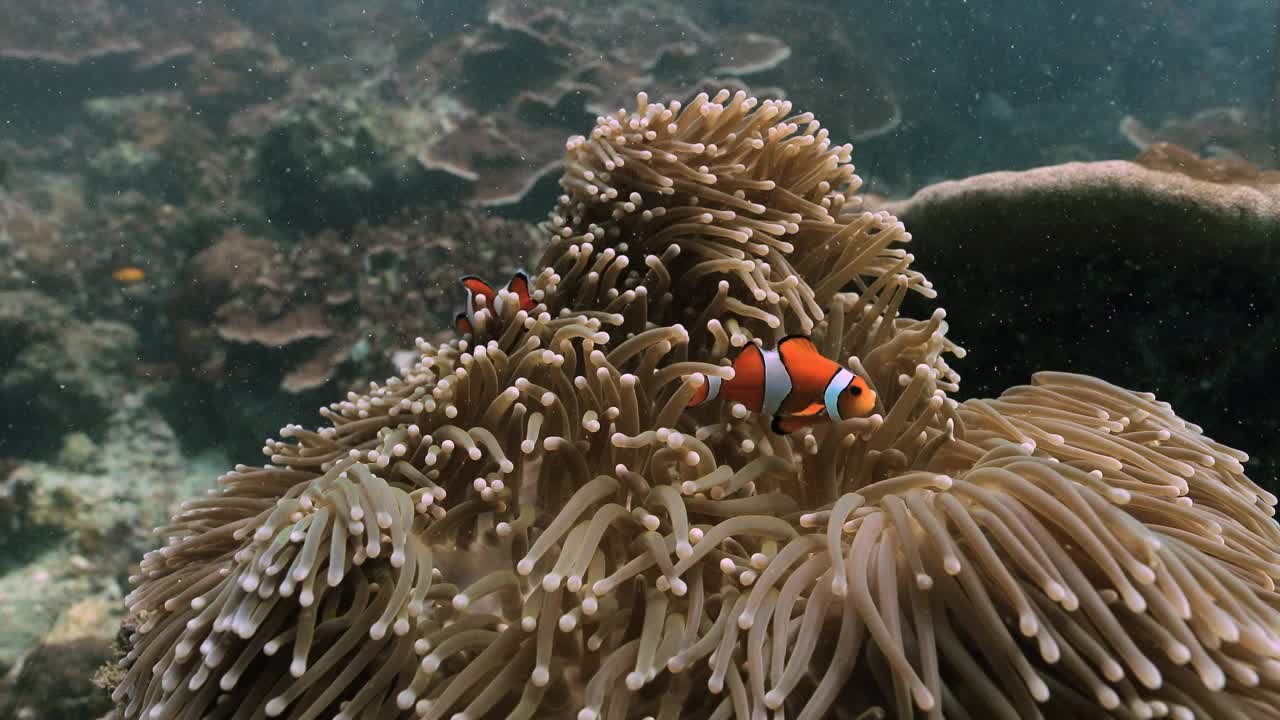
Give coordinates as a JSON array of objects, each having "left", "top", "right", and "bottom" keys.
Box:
[{"left": 109, "top": 90, "right": 1280, "bottom": 719}]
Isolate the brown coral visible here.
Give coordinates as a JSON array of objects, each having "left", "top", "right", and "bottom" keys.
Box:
[
  {"left": 412, "top": 1, "right": 800, "bottom": 208},
  {"left": 864, "top": 149, "right": 1280, "bottom": 485},
  {"left": 875, "top": 154, "right": 1280, "bottom": 268},
  {"left": 0, "top": 0, "right": 289, "bottom": 124},
  {"left": 1133, "top": 142, "right": 1280, "bottom": 188},
  {"left": 174, "top": 213, "right": 542, "bottom": 393},
  {"left": 1121, "top": 108, "right": 1273, "bottom": 169},
  {"left": 110, "top": 91, "right": 1280, "bottom": 719}
]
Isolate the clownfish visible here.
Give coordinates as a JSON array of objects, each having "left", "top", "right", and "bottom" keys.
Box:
[
  {"left": 455, "top": 271, "right": 536, "bottom": 336},
  {"left": 112, "top": 266, "right": 146, "bottom": 284},
  {"left": 688, "top": 335, "right": 877, "bottom": 434}
]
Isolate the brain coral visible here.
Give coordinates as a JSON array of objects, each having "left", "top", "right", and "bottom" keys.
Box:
[{"left": 109, "top": 90, "right": 1280, "bottom": 719}]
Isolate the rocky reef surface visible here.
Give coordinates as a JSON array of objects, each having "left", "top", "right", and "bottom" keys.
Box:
[{"left": 0, "top": 390, "right": 220, "bottom": 718}]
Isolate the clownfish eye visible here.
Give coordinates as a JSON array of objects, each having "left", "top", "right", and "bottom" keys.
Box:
[{"left": 848, "top": 385, "right": 862, "bottom": 396}]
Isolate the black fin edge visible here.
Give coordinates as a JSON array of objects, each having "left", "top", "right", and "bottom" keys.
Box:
[{"left": 777, "top": 333, "right": 817, "bottom": 350}]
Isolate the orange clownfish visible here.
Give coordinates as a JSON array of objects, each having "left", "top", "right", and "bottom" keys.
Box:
[
  {"left": 688, "top": 335, "right": 877, "bottom": 434},
  {"left": 455, "top": 270, "right": 536, "bottom": 336}
]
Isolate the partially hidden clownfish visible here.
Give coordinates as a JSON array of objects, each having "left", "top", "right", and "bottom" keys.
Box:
[
  {"left": 455, "top": 271, "right": 537, "bottom": 336},
  {"left": 688, "top": 335, "right": 877, "bottom": 434}
]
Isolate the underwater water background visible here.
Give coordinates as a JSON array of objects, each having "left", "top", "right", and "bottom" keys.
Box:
[{"left": 0, "top": 0, "right": 1276, "bottom": 717}]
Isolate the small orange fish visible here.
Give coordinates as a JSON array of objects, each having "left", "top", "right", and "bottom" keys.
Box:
[
  {"left": 112, "top": 266, "right": 146, "bottom": 284},
  {"left": 455, "top": 270, "right": 537, "bottom": 336},
  {"left": 688, "top": 335, "right": 876, "bottom": 434}
]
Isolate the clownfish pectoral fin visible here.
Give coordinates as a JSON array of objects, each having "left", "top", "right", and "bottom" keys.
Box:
[
  {"left": 771, "top": 402, "right": 829, "bottom": 434},
  {"left": 794, "top": 401, "right": 825, "bottom": 417},
  {"left": 455, "top": 313, "right": 473, "bottom": 336},
  {"left": 507, "top": 270, "right": 535, "bottom": 311},
  {"left": 771, "top": 414, "right": 820, "bottom": 435},
  {"left": 775, "top": 334, "right": 841, "bottom": 416}
]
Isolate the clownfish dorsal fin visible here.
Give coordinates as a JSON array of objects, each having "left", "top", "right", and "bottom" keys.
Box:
[
  {"left": 731, "top": 341, "right": 766, "bottom": 381},
  {"left": 776, "top": 333, "right": 839, "bottom": 401},
  {"left": 507, "top": 270, "right": 534, "bottom": 310},
  {"left": 777, "top": 334, "right": 819, "bottom": 355},
  {"left": 461, "top": 276, "right": 497, "bottom": 305}
]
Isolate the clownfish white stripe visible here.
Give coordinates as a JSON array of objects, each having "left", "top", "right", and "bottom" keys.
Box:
[
  {"left": 456, "top": 271, "right": 537, "bottom": 337},
  {"left": 684, "top": 333, "right": 877, "bottom": 436},
  {"left": 761, "top": 349, "right": 792, "bottom": 418},
  {"left": 823, "top": 368, "right": 856, "bottom": 422},
  {"left": 702, "top": 374, "right": 722, "bottom": 403}
]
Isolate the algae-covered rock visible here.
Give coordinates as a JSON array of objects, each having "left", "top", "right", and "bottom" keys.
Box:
[
  {"left": 0, "top": 291, "right": 138, "bottom": 454},
  {"left": 57, "top": 432, "right": 99, "bottom": 473},
  {"left": 0, "top": 391, "right": 210, "bottom": 705},
  {"left": 253, "top": 86, "right": 464, "bottom": 232},
  {"left": 871, "top": 153, "right": 1280, "bottom": 486}
]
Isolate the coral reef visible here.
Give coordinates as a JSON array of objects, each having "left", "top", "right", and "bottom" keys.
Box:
[
  {"left": 411, "top": 0, "right": 799, "bottom": 208},
  {"left": 0, "top": 390, "right": 188, "bottom": 555},
  {"left": 109, "top": 92, "right": 1279, "bottom": 719},
  {"left": 1121, "top": 108, "right": 1274, "bottom": 170},
  {"left": 249, "top": 86, "right": 465, "bottom": 232},
  {"left": 3, "top": 0, "right": 1265, "bottom": 463},
  {"left": 0, "top": 181, "right": 91, "bottom": 292},
  {"left": 1133, "top": 141, "right": 1280, "bottom": 187},
  {"left": 870, "top": 148, "right": 1280, "bottom": 487},
  {"left": 848, "top": 0, "right": 1275, "bottom": 192},
  {"left": 0, "top": 0, "right": 289, "bottom": 127},
  {"left": 0, "top": 636, "right": 116, "bottom": 720},
  {"left": 174, "top": 228, "right": 358, "bottom": 393},
  {"left": 164, "top": 212, "right": 542, "bottom": 458},
  {"left": 174, "top": 210, "right": 543, "bottom": 395},
  {"left": 876, "top": 150, "right": 1280, "bottom": 256},
  {"left": 0, "top": 290, "right": 139, "bottom": 455},
  {"left": 0, "top": 3, "right": 1270, "bottom": 715},
  {"left": 0, "top": 388, "right": 206, "bottom": 720},
  {"left": 227, "top": 0, "right": 904, "bottom": 211},
  {"left": 0, "top": 1, "right": 202, "bottom": 79}
]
